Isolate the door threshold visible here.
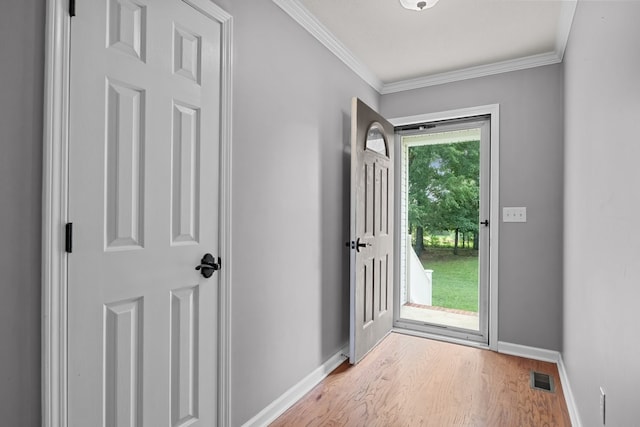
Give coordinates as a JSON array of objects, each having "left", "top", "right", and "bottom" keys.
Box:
[{"left": 392, "top": 327, "right": 491, "bottom": 351}]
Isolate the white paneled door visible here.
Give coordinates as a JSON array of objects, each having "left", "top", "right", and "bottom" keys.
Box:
[
  {"left": 67, "top": 0, "right": 222, "bottom": 425},
  {"left": 349, "top": 98, "right": 394, "bottom": 364}
]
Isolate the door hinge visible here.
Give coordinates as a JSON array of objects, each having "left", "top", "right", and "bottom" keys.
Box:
[
  {"left": 69, "top": 0, "right": 76, "bottom": 17},
  {"left": 65, "top": 223, "right": 73, "bottom": 253}
]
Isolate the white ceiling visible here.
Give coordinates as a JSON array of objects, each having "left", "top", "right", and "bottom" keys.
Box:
[{"left": 274, "top": 0, "right": 577, "bottom": 93}]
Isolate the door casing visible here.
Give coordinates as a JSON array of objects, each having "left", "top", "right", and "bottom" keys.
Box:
[
  {"left": 41, "top": 1, "right": 233, "bottom": 425},
  {"left": 389, "top": 104, "right": 500, "bottom": 350}
]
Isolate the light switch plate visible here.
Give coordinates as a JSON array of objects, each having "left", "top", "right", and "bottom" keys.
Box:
[{"left": 503, "top": 207, "right": 527, "bottom": 222}]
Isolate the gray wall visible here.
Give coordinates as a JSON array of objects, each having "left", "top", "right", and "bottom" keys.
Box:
[
  {"left": 381, "top": 65, "right": 564, "bottom": 351},
  {"left": 563, "top": 2, "right": 640, "bottom": 426},
  {"left": 0, "top": 0, "right": 45, "bottom": 425},
  {"left": 213, "top": 1, "right": 379, "bottom": 424}
]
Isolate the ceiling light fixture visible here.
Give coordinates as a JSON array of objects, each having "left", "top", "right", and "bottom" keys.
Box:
[{"left": 399, "top": 0, "right": 440, "bottom": 11}]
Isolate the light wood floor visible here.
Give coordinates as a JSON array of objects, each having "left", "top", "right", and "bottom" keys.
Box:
[{"left": 271, "top": 333, "right": 571, "bottom": 427}]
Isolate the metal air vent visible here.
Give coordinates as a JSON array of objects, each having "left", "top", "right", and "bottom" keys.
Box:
[{"left": 530, "top": 371, "right": 555, "bottom": 393}]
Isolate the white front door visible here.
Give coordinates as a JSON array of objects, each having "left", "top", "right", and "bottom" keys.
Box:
[
  {"left": 349, "top": 98, "right": 395, "bottom": 364},
  {"left": 67, "top": 0, "right": 222, "bottom": 425}
]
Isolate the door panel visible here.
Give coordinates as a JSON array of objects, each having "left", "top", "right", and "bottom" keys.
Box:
[
  {"left": 170, "top": 286, "right": 200, "bottom": 426},
  {"left": 67, "top": 0, "right": 221, "bottom": 425},
  {"left": 105, "top": 78, "right": 145, "bottom": 250},
  {"left": 349, "top": 98, "right": 394, "bottom": 364}
]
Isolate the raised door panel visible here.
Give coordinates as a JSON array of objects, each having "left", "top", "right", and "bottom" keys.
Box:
[
  {"left": 104, "top": 298, "right": 144, "bottom": 427},
  {"left": 171, "top": 102, "right": 201, "bottom": 245},
  {"left": 108, "top": 0, "right": 147, "bottom": 61},
  {"left": 170, "top": 286, "right": 199, "bottom": 427},
  {"left": 105, "top": 79, "right": 145, "bottom": 250},
  {"left": 363, "top": 161, "right": 375, "bottom": 238},
  {"left": 173, "top": 25, "right": 201, "bottom": 84}
]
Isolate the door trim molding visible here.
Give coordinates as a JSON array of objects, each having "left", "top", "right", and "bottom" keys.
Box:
[
  {"left": 41, "top": 1, "right": 233, "bottom": 426},
  {"left": 390, "top": 104, "right": 500, "bottom": 351},
  {"left": 42, "top": 2, "right": 70, "bottom": 425}
]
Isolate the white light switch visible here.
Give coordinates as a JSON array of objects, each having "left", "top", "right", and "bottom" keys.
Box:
[{"left": 503, "top": 207, "right": 527, "bottom": 222}]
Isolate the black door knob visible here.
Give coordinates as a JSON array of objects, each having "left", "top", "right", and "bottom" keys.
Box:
[{"left": 195, "top": 253, "right": 220, "bottom": 278}]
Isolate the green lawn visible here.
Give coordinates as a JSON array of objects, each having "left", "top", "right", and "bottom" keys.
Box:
[{"left": 420, "top": 249, "right": 479, "bottom": 312}]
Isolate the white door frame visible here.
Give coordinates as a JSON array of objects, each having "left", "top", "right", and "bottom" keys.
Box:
[
  {"left": 389, "top": 104, "right": 499, "bottom": 351},
  {"left": 41, "top": 1, "right": 233, "bottom": 425}
]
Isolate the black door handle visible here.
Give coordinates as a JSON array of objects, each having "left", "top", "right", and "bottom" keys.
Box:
[
  {"left": 346, "top": 238, "right": 372, "bottom": 252},
  {"left": 195, "top": 253, "right": 220, "bottom": 278},
  {"left": 355, "top": 237, "right": 371, "bottom": 252},
  {"left": 480, "top": 220, "right": 489, "bottom": 226}
]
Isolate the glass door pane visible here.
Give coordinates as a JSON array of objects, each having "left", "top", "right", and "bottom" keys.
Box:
[{"left": 397, "top": 122, "right": 488, "bottom": 342}]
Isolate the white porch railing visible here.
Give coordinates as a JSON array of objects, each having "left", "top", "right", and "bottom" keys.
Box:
[{"left": 407, "top": 245, "right": 433, "bottom": 306}]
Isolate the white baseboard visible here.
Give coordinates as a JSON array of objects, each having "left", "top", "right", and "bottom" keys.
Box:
[
  {"left": 557, "top": 354, "right": 583, "bottom": 427},
  {"left": 241, "top": 346, "right": 349, "bottom": 427},
  {"left": 497, "top": 341, "right": 560, "bottom": 363}
]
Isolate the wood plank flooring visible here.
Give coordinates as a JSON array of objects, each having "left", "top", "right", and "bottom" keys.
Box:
[{"left": 271, "top": 333, "right": 571, "bottom": 427}]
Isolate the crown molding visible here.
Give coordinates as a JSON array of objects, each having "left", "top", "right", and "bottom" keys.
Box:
[
  {"left": 555, "top": 0, "right": 578, "bottom": 61},
  {"left": 381, "top": 51, "right": 563, "bottom": 94},
  {"left": 273, "top": 0, "right": 577, "bottom": 95},
  {"left": 273, "top": 0, "right": 384, "bottom": 92}
]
